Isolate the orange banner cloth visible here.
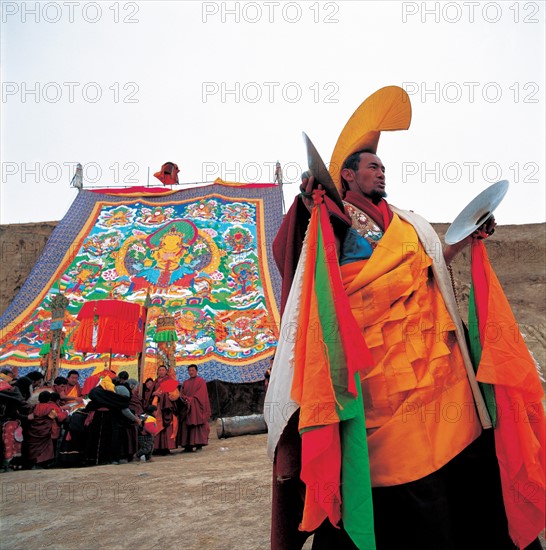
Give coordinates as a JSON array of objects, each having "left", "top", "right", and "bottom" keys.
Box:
[{"left": 472, "top": 240, "right": 545, "bottom": 549}]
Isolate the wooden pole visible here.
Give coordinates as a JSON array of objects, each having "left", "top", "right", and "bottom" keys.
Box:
[
  {"left": 137, "top": 290, "right": 152, "bottom": 396},
  {"left": 47, "top": 291, "right": 69, "bottom": 384}
]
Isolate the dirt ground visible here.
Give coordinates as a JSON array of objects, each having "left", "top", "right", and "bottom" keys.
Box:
[
  {"left": 1, "top": 427, "right": 544, "bottom": 550},
  {"left": 0, "top": 429, "right": 289, "bottom": 550}
]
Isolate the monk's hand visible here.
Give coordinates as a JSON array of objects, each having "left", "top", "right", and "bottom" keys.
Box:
[
  {"left": 472, "top": 215, "right": 497, "bottom": 240},
  {"left": 299, "top": 173, "right": 323, "bottom": 213},
  {"left": 446, "top": 215, "right": 498, "bottom": 265}
]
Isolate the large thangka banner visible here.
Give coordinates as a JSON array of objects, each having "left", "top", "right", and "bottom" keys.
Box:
[{"left": 0, "top": 182, "right": 283, "bottom": 383}]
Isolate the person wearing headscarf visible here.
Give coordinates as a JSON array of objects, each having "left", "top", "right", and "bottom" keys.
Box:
[
  {"left": 83, "top": 375, "right": 135, "bottom": 465},
  {"left": 81, "top": 365, "right": 117, "bottom": 397}
]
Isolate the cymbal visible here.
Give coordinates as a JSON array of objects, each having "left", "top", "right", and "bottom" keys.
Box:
[
  {"left": 445, "top": 180, "right": 509, "bottom": 245},
  {"left": 302, "top": 132, "right": 344, "bottom": 210}
]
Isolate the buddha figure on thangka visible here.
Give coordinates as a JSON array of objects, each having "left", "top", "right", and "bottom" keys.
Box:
[{"left": 115, "top": 219, "right": 221, "bottom": 294}]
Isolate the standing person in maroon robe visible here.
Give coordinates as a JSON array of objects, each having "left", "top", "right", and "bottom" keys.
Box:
[
  {"left": 151, "top": 366, "right": 179, "bottom": 455},
  {"left": 27, "top": 391, "right": 67, "bottom": 468},
  {"left": 179, "top": 364, "right": 211, "bottom": 452}
]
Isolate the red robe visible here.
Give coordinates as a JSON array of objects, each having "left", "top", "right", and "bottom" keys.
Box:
[
  {"left": 151, "top": 377, "right": 178, "bottom": 451},
  {"left": 27, "top": 403, "right": 67, "bottom": 464},
  {"left": 179, "top": 376, "right": 211, "bottom": 447}
]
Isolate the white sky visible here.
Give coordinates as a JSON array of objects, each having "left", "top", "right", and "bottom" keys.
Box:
[{"left": 1, "top": 0, "right": 545, "bottom": 225}]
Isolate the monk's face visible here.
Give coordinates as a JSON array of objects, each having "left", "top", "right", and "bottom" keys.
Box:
[
  {"left": 67, "top": 373, "right": 79, "bottom": 386},
  {"left": 188, "top": 366, "right": 197, "bottom": 378},
  {"left": 341, "top": 153, "right": 386, "bottom": 203},
  {"left": 157, "top": 366, "right": 168, "bottom": 378}
]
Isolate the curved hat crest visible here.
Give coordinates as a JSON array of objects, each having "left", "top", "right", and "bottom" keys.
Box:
[{"left": 329, "top": 86, "right": 412, "bottom": 189}]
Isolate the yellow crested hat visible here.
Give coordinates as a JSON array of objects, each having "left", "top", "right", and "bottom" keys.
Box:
[{"left": 329, "top": 85, "right": 412, "bottom": 190}]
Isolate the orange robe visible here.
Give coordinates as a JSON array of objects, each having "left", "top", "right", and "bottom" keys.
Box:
[
  {"left": 66, "top": 383, "right": 81, "bottom": 398},
  {"left": 341, "top": 213, "right": 482, "bottom": 486}
]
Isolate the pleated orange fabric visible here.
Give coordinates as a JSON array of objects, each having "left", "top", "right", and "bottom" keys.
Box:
[{"left": 341, "top": 214, "right": 481, "bottom": 486}]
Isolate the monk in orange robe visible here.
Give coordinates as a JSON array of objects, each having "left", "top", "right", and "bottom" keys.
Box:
[
  {"left": 65, "top": 370, "right": 83, "bottom": 401},
  {"left": 267, "top": 150, "right": 543, "bottom": 549}
]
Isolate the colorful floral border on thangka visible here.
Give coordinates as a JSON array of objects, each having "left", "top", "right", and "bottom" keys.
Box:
[{"left": 0, "top": 183, "right": 283, "bottom": 383}]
